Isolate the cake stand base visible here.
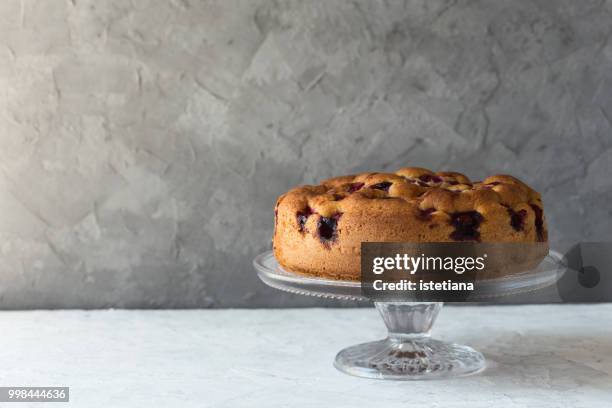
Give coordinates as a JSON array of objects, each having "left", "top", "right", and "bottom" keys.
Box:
[
  {"left": 334, "top": 302, "right": 486, "bottom": 380},
  {"left": 254, "top": 251, "right": 565, "bottom": 380}
]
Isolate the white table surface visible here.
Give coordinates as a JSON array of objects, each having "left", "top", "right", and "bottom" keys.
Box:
[{"left": 0, "top": 305, "right": 610, "bottom": 408}]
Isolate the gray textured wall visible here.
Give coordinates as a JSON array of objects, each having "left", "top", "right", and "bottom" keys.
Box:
[{"left": 0, "top": 0, "right": 611, "bottom": 308}]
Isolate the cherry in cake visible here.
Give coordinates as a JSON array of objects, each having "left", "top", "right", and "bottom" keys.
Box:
[
  {"left": 530, "top": 204, "right": 545, "bottom": 241},
  {"left": 507, "top": 208, "right": 527, "bottom": 232},
  {"left": 418, "top": 208, "right": 435, "bottom": 221},
  {"left": 317, "top": 214, "right": 341, "bottom": 244},
  {"left": 369, "top": 181, "right": 392, "bottom": 192},
  {"left": 450, "top": 211, "right": 484, "bottom": 241},
  {"left": 296, "top": 207, "right": 313, "bottom": 233},
  {"left": 419, "top": 174, "right": 443, "bottom": 184},
  {"left": 347, "top": 182, "right": 365, "bottom": 193}
]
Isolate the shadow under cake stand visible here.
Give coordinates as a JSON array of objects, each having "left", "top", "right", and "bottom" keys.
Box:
[{"left": 253, "top": 250, "right": 566, "bottom": 380}]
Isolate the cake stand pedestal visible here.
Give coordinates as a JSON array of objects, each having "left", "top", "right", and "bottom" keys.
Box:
[{"left": 253, "top": 251, "right": 566, "bottom": 380}]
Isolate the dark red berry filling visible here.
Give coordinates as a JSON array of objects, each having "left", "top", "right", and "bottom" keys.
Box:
[
  {"left": 418, "top": 208, "right": 436, "bottom": 220},
  {"left": 447, "top": 180, "right": 459, "bottom": 185},
  {"left": 318, "top": 214, "right": 342, "bottom": 244},
  {"left": 347, "top": 182, "right": 364, "bottom": 193},
  {"left": 419, "top": 174, "right": 443, "bottom": 183},
  {"left": 530, "top": 204, "right": 545, "bottom": 241},
  {"left": 296, "top": 207, "right": 313, "bottom": 232},
  {"left": 450, "top": 211, "right": 484, "bottom": 241},
  {"left": 370, "top": 181, "right": 392, "bottom": 192},
  {"left": 482, "top": 181, "right": 500, "bottom": 189},
  {"left": 508, "top": 208, "right": 527, "bottom": 231}
]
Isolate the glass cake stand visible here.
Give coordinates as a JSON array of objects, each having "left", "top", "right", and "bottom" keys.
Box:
[{"left": 253, "top": 250, "right": 566, "bottom": 380}]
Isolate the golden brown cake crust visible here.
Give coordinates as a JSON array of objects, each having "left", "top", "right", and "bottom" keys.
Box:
[{"left": 273, "top": 167, "right": 548, "bottom": 280}]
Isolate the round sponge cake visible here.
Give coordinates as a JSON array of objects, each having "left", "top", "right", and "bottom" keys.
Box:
[{"left": 273, "top": 167, "right": 548, "bottom": 281}]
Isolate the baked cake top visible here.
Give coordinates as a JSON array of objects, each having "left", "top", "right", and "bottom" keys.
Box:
[{"left": 276, "top": 167, "right": 546, "bottom": 242}]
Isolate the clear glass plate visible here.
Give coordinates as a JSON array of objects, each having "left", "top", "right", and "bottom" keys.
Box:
[
  {"left": 254, "top": 250, "right": 566, "bottom": 301},
  {"left": 254, "top": 250, "right": 567, "bottom": 380}
]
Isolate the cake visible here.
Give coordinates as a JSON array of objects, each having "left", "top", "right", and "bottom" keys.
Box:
[{"left": 273, "top": 167, "right": 548, "bottom": 280}]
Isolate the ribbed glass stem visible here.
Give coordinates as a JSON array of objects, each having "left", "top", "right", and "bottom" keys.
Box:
[{"left": 375, "top": 302, "right": 442, "bottom": 339}]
